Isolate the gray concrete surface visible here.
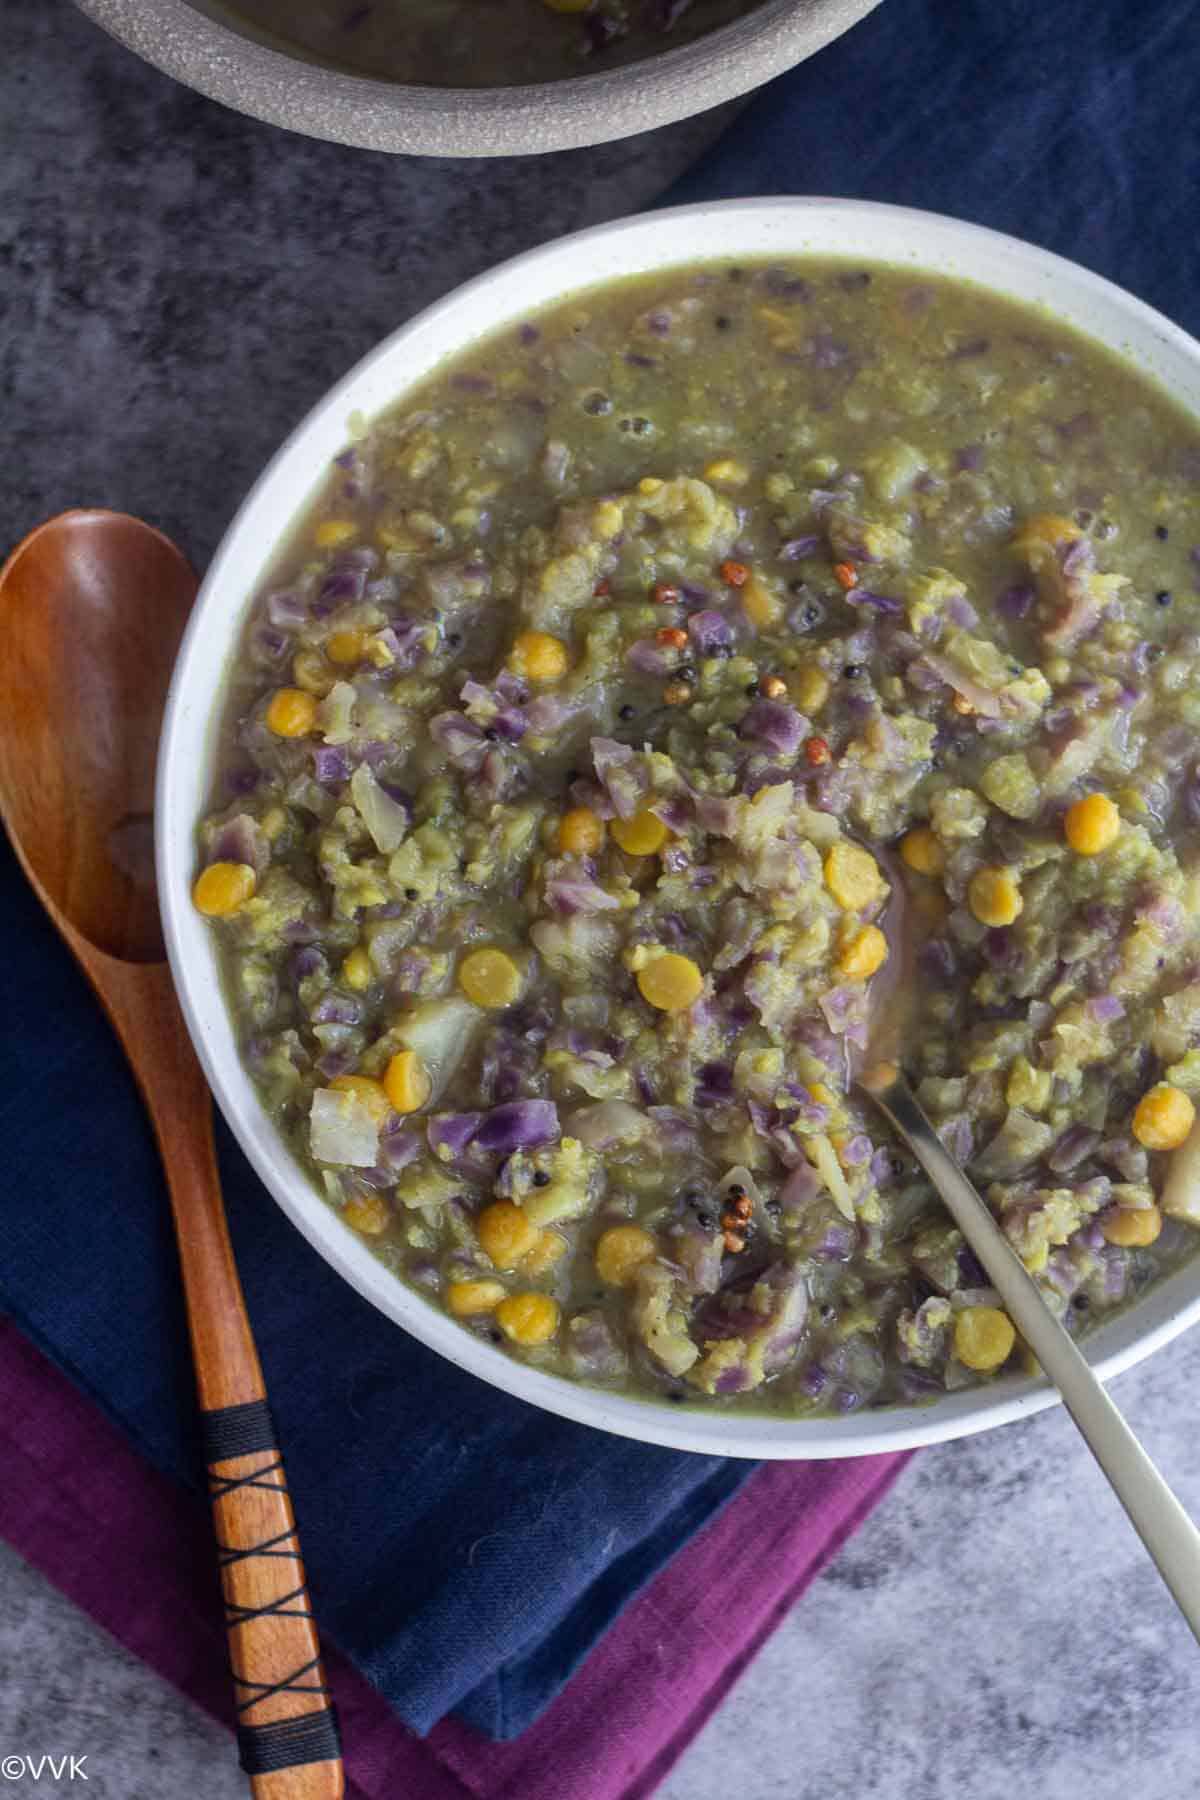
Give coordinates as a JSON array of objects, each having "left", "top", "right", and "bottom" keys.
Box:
[{"left": 3, "top": 5, "right": 1200, "bottom": 1799}]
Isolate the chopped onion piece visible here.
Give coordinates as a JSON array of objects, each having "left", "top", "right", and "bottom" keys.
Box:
[{"left": 310, "top": 1088, "right": 380, "bottom": 1167}]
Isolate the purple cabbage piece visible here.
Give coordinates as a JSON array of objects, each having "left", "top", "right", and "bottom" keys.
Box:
[
  {"left": 840, "top": 1133, "right": 873, "bottom": 1169},
  {"left": 938, "top": 1115, "right": 974, "bottom": 1166},
  {"left": 1046, "top": 1125, "right": 1102, "bottom": 1173},
  {"left": 319, "top": 566, "right": 368, "bottom": 606},
  {"left": 693, "top": 792, "right": 742, "bottom": 836},
  {"left": 945, "top": 592, "right": 979, "bottom": 628},
  {"left": 311, "top": 992, "right": 361, "bottom": 1026},
  {"left": 565, "top": 1311, "right": 629, "bottom": 1382},
  {"left": 696, "top": 1263, "right": 809, "bottom": 1383},
  {"left": 778, "top": 535, "right": 821, "bottom": 561},
  {"left": 543, "top": 861, "right": 622, "bottom": 917},
  {"left": 206, "top": 812, "right": 269, "bottom": 877},
  {"left": 647, "top": 1105, "right": 700, "bottom": 1153},
  {"left": 1102, "top": 1248, "right": 1129, "bottom": 1301},
  {"left": 265, "top": 589, "right": 307, "bottom": 630},
  {"left": 251, "top": 623, "right": 290, "bottom": 665},
  {"left": 474, "top": 1099, "right": 560, "bottom": 1155},
  {"left": 591, "top": 737, "right": 649, "bottom": 819},
  {"left": 312, "top": 745, "right": 351, "bottom": 786},
  {"left": 289, "top": 945, "right": 326, "bottom": 983},
  {"left": 739, "top": 699, "right": 805, "bottom": 757},
  {"left": 379, "top": 1123, "right": 420, "bottom": 1170},
  {"left": 919, "top": 937, "right": 957, "bottom": 982},
  {"left": 1088, "top": 994, "right": 1125, "bottom": 1024},
  {"left": 870, "top": 1146, "right": 896, "bottom": 1187},
  {"left": 818, "top": 984, "right": 869, "bottom": 1046},
  {"left": 811, "top": 1220, "right": 856, "bottom": 1261},
  {"left": 626, "top": 637, "right": 677, "bottom": 677},
  {"left": 428, "top": 1112, "right": 484, "bottom": 1161},
  {"left": 670, "top": 1224, "right": 723, "bottom": 1294},
  {"left": 492, "top": 707, "right": 528, "bottom": 744},
  {"left": 695, "top": 1061, "right": 735, "bottom": 1106},
  {"left": 997, "top": 583, "right": 1036, "bottom": 621},
  {"left": 687, "top": 609, "right": 735, "bottom": 654},
  {"left": 777, "top": 1158, "right": 822, "bottom": 1218},
  {"left": 380, "top": 614, "right": 429, "bottom": 669},
  {"left": 845, "top": 587, "right": 902, "bottom": 614},
  {"left": 429, "top": 711, "right": 488, "bottom": 772},
  {"left": 524, "top": 692, "right": 574, "bottom": 735}
]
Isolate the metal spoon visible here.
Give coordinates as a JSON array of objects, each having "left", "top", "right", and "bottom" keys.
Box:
[
  {"left": 861, "top": 1055, "right": 1200, "bottom": 1645},
  {"left": 0, "top": 511, "right": 343, "bottom": 1798}
]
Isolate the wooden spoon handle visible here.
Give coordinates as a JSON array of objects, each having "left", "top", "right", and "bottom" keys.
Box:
[
  {"left": 92, "top": 957, "right": 343, "bottom": 1798},
  {"left": 203, "top": 1404, "right": 343, "bottom": 1794}
]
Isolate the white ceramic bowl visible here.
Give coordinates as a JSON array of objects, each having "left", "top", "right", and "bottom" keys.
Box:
[{"left": 158, "top": 198, "right": 1200, "bottom": 1459}]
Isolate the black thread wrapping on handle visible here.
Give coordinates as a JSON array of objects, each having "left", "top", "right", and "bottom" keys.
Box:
[
  {"left": 236, "top": 1709, "right": 342, "bottom": 1776},
  {"left": 202, "top": 1404, "right": 340, "bottom": 1764},
  {"left": 201, "top": 1398, "right": 277, "bottom": 1463}
]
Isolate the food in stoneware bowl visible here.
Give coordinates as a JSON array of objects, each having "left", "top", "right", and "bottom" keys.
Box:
[
  {"left": 73, "top": 0, "right": 882, "bottom": 157},
  {"left": 160, "top": 201, "right": 1200, "bottom": 1458},
  {"left": 216, "top": 0, "right": 767, "bottom": 87}
]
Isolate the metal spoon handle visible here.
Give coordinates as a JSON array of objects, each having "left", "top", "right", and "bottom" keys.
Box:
[{"left": 872, "top": 1071, "right": 1200, "bottom": 1644}]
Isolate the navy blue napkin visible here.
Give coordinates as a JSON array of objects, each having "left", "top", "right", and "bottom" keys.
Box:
[
  {"left": 3, "top": 0, "right": 1198, "bottom": 1744},
  {"left": 666, "top": 0, "right": 1199, "bottom": 333}
]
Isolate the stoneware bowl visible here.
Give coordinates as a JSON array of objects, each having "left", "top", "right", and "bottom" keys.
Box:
[
  {"left": 158, "top": 198, "right": 1200, "bottom": 1458},
  {"left": 74, "top": 0, "right": 881, "bottom": 157}
]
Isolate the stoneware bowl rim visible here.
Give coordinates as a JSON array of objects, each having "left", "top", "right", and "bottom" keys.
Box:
[
  {"left": 73, "top": 0, "right": 883, "bottom": 157},
  {"left": 158, "top": 197, "right": 1200, "bottom": 1459}
]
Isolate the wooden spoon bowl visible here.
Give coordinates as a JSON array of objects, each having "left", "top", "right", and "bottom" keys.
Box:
[{"left": 0, "top": 511, "right": 343, "bottom": 1799}]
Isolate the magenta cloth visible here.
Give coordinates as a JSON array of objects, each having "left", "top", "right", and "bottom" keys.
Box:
[{"left": 0, "top": 1317, "right": 909, "bottom": 1797}]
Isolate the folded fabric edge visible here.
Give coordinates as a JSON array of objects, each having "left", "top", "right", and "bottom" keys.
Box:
[
  {"left": 457, "top": 1455, "right": 754, "bottom": 1738},
  {"left": 0, "top": 1315, "right": 914, "bottom": 1800}
]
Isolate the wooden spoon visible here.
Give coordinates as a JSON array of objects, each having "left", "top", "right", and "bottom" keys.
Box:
[{"left": 0, "top": 512, "right": 343, "bottom": 1799}]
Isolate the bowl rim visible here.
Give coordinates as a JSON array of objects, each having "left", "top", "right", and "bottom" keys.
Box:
[
  {"left": 73, "top": 0, "right": 883, "bottom": 157},
  {"left": 157, "top": 195, "right": 1200, "bottom": 1460}
]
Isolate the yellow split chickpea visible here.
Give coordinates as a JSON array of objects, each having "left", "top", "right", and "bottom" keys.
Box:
[
  {"left": 459, "top": 947, "right": 523, "bottom": 1009},
  {"left": 329, "top": 1074, "right": 393, "bottom": 1127},
  {"left": 522, "top": 1231, "right": 568, "bottom": 1277},
  {"left": 824, "top": 841, "right": 886, "bottom": 911},
  {"left": 1132, "top": 1082, "right": 1195, "bottom": 1151},
  {"left": 477, "top": 1200, "right": 540, "bottom": 1270},
  {"left": 1101, "top": 1205, "right": 1164, "bottom": 1248},
  {"left": 953, "top": 1306, "right": 1016, "bottom": 1371},
  {"left": 611, "top": 809, "right": 669, "bottom": 857},
  {"left": 265, "top": 686, "right": 318, "bottom": 738},
  {"left": 968, "top": 866, "right": 1023, "bottom": 928},
  {"left": 559, "top": 807, "right": 606, "bottom": 856},
  {"left": 292, "top": 649, "right": 335, "bottom": 697},
  {"left": 838, "top": 924, "right": 889, "bottom": 980},
  {"left": 509, "top": 630, "right": 568, "bottom": 682},
  {"left": 342, "top": 947, "right": 373, "bottom": 992},
  {"left": 741, "top": 575, "right": 782, "bottom": 629},
  {"left": 595, "top": 1225, "right": 658, "bottom": 1287},
  {"left": 314, "top": 518, "right": 358, "bottom": 549},
  {"left": 325, "top": 628, "right": 367, "bottom": 666},
  {"left": 192, "top": 861, "right": 256, "bottom": 918},
  {"left": 1064, "top": 792, "right": 1120, "bottom": 856},
  {"left": 448, "top": 1279, "right": 508, "bottom": 1317},
  {"left": 495, "top": 1292, "right": 561, "bottom": 1346},
  {"left": 382, "top": 1049, "right": 432, "bottom": 1115},
  {"left": 793, "top": 666, "right": 831, "bottom": 714},
  {"left": 342, "top": 1192, "right": 390, "bottom": 1236},
  {"left": 900, "top": 825, "right": 944, "bottom": 878},
  {"left": 636, "top": 953, "right": 704, "bottom": 1013}
]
